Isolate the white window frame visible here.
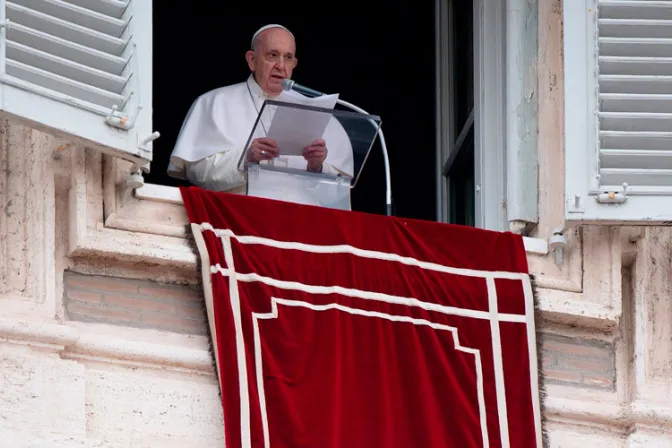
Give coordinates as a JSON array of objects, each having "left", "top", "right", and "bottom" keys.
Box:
[{"left": 436, "top": 0, "right": 507, "bottom": 231}]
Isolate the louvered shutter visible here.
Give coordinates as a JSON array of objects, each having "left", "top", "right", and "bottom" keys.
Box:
[
  {"left": 564, "top": 0, "right": 672, "bottom": 223},
  {"left": 0, "top": 0, "right": 154, "bottom": 168}
]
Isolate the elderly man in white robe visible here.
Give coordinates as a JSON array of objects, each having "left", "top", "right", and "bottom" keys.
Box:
[{"left": 167, "top": 24, "right": 354, "bottom": 208}]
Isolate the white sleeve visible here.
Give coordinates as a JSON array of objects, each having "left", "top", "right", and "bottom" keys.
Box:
[
  {"left": 184, "top": 148, "right": 246, "bottom": 192},
  {"left": 322, "top": 117, "right": 355, "bottom": 177}
]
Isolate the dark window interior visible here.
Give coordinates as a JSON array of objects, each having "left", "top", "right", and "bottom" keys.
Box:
[
  {"left": 151, "top": 1, "right": 437, "bottom": 220},
  {"left": 444, "top": 0, "right": 475, "bottom": 226}
]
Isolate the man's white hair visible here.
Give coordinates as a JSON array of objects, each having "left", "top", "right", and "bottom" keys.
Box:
[{"left": 251, "top": 24, "right": 295, "bottom": 50}]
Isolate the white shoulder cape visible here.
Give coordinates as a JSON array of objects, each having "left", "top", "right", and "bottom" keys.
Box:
[{"left": 167, "top": 75, "right": 354, "bottom": 180}]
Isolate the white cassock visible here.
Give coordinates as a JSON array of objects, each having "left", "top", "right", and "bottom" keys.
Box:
[{"left": 167, "top": 75, "right": 354, "bottom": 208}]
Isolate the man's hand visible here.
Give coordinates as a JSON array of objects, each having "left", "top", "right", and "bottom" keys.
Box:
[
  {"left": 303, "top": 139, "right": 328, "bottom": 172},
  {"left": 247, "top": 137, "right": 279, "bottom": 163}
]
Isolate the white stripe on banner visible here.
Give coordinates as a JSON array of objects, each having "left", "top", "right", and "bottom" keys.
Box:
[
  {"left": 212, "top": 265, "right": 526, "bottom": 324},
  {"left": 221, "top": 237, "right": 252, "bottom": 448},
  {"left": 200, "top": 223, "right": 529, "bottom": 281},
  {"left": 487, "top": 277, "right": 510, "bottom": 447},
  {"left": 523, "top": 276, "right": 543, "bottom": 447}
]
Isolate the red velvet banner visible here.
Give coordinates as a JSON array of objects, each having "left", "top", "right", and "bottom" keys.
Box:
[{"left": 180, "top": 186, "right": 542, "bottom": 448}]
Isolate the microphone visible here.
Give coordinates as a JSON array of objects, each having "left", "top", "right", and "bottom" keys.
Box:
[
  {"left": 280, "top": 78, "right": 394, "bottom": 216},
  {"left": 281, "top": 79, "right": 324, "bottom": 98}
]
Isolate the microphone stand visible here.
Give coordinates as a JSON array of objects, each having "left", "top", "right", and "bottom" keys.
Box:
[
  {"left": 335, "top": 99, "right": 392, "bottom": 217},
  {"left": 282, "top": 79, "right": 392, "bottom": 216}
]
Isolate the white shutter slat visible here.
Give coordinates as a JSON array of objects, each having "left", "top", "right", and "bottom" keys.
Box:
[
  {"left": 12, "top": 0, "right": 126, "bottom": 37},
  {"left": 601, "top": 131, "right": 672, "bottom": 150},
  {"left": 596, "top": 0, "right": 672, "bottom": 194},
  {"left": 7, "top": 2, "right": 126, "bottom": 55},
  {"left": 600, "top": 93, "right": 672, "bottom": 113},
  {"left": 599, "top": 75, "right": 672, "bottom": 94},
  {"left": 601, "top": 112, "right": 672, "bottom": 132},
  {"left": 601, "top": 149, "right": 672, "bottom": 169},
  {"left": 61, "top": 0, "right": 127, "bottom": 18},
  {"left": 0, "top": 0, "right": 154, "bottom": 167},
  {"left": 6, "top": 59, "right": 124, "bottom": 108},
  {"left": 7, "top": 41, "right": 127, "bottom": 93},
  {"left": 600, "top": 57, "right": 672, "bottom": 76},
  {"left": 7, "top": 23, "right": 127, "bottom": 75},
  {"left": 599, "top": 38, "right": 672, "bottom": 57},
  {"left": 599, "top": 19, "right": 672, "bottom": 38},
  {"left": 600, "top": 1, "right": 672, "bottom": 20},
  {"left": 601, "top": 168, "right": 672, "bottom": 186}
]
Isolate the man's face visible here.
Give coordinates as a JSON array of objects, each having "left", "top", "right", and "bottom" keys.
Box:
[{"left": 246, "top": 28, "right": 297, "bottom": 96}]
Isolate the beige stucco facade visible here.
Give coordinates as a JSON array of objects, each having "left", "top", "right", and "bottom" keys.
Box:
[{"left": 1, "top": 1, "right": 671, "bottom": 446}]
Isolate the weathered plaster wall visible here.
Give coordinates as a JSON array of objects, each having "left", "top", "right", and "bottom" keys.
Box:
[
  {"left": 0, "top": 122, "right": 223, "bottom": 446},
  {"left": 536, "top": 0, "right": 564, "bottom": 240},
  {"left": 63, "top": 271, "right": 207, "bottom": 335}
]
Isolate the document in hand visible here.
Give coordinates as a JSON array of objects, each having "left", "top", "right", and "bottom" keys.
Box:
[{"left": 265, "top": 93, "right": 340, "bottom": 156}]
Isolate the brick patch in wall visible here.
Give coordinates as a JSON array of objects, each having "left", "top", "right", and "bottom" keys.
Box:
[
  {"left": 540, "top": 333, "right": 616, "bottom": 391},
  {"left": 63, "top": 271, "right": 207, "bottom": 336}
]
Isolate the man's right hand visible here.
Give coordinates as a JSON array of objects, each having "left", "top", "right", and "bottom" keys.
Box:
[{"left": 247, "top": 137, "right": 279, "bottom": 163}]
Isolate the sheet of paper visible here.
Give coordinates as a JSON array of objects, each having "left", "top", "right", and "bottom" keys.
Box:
[{"left": 265, "top": 93, "right": 340, "bottom": 156}]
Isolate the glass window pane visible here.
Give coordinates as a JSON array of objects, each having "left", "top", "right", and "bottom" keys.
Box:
[
  {"left": 447, "top": 126, "right": 475, "bottom": 226},
  {"left": 452, "top": 0, "right": 473, "bottom": 132}
]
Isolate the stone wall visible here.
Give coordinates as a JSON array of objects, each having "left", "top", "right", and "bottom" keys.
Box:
[
  {"left": 541, "top": 333, "right": 615, "bottom": 391},
  {"left": 63, "top": 271, "right": 207, "bottom": 335}
]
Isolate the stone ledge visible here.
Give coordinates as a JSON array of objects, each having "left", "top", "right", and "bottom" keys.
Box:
[
  {"left": 135, "top": 183, "right": 184, "bottom": 205},
  {"left": 537, "top": 288, "right": 620, "bottom": 331},
  {"left": 0, "top": 426, "right": 223, "bottom": 448},
  {"left": 64, "top": 332, "right": 214, "bottom": 375},
  {"left": 0, "top": 317, "right": 79, "bottom": 348},
  {"left": 0, "top": 317, "right": 214, "bottom": 375},
  {"left": 70, "top": 223, "right": 196, "bottom": 268},
  {"left": 136, "top": 183, "right": 551, "bottom": 254},
  {"left": 544, "top": 395, "right": 672, "bottom": 432},
  {"left": 544, "top": 395, "right": 628, "bottom": 430}
]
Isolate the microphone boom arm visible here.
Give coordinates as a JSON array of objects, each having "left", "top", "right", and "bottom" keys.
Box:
[
  {"left": 335, "top": 99, "right": 392, "bottom": 217},
  {"left": 281, "top": 79, "right": 392, "bottom": 216}
]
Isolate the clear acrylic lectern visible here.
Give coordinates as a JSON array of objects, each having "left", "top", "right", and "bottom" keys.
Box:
[{"left": 236, "top": 100, "right": 382, "bottom": 210}]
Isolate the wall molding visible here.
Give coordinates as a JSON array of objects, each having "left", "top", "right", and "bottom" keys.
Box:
[
  {"left": 545, "top": 395, "right": 672, "bottom": 433},
  {"left": 0, "top": 316, "right": 214, "bottom": 375},
  {"left": 69, "top": 165, "right": 196, "bottom": 268}
]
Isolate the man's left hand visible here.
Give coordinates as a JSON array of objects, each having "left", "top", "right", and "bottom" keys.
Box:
[{"left": 303, "top": 139, "right": 327, "bottom": 172}]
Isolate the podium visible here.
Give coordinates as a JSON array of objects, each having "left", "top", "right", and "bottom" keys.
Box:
[{"left": 236, "top": 100, "right": 382, "bottom": 210}]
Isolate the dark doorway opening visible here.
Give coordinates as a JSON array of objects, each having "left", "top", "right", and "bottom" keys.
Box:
[{"left": 151, "top": 1, "right": 436, "bottom": 220}]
